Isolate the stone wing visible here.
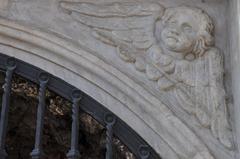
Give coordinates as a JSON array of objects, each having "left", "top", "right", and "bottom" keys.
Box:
[
  {"left": 174, "top": 48, "right": 232, "bottom": 149},
  {"left": 59, "top": 1, "right": 164, "bottom": 62}
]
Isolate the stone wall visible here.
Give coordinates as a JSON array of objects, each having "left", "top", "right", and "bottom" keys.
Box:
[{"left": 0, "top": 0, "right": 238, "bottom": 159}]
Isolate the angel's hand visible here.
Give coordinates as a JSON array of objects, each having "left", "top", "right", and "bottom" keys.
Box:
[
  {"left": 149, "top": 45, "right": 175, "bottom": 72},
  {"left": 145, "top": 63, "right": 176, "bottom": 91},
  {"left": 145, "top": 45, "right": 176, "bottom": 81}
]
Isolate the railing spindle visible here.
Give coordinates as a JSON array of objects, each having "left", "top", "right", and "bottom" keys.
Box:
[
  {"left": 138, "top": 145, "right": 150, "bottom": 159},
  {"left": 67, "top": 90, "right": 82, "bottom": 159},
  {"left": 104, "top": 113, "right": 116, "bottom": 159},
  {"left": 0, "top": 57, "right": 16, "bottom": 159},
  {"left": 30, "top": 72, "right": 49, "bottom": 159}
]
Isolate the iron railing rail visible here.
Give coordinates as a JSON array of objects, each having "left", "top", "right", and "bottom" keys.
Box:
[{"left": 0, "top": 53, "right": 161, "bottom": 159}]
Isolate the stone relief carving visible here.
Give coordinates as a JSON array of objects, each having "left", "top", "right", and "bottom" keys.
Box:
[{"left": 59, "top": 1, "right": 232, "bottom": 150}]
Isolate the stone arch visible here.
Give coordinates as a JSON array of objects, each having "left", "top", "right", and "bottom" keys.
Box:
[{"left": 0, "top": 18, "right": 214, "bottom": 159}]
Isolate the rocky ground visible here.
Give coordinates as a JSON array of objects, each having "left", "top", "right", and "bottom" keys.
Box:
[{"left": 0, "top": 73, "right": 135, "bottom": 159}]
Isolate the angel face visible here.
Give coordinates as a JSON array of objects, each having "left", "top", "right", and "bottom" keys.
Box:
[
  {"left": 160, "top": 7, "right": 214, "bottom": 56},
  {"left": 161, "top": 12, "right": 199, "bottom": 53}
]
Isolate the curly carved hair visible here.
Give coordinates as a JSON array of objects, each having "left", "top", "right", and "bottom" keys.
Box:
[{"left": 162, "top": 6, "right": 214, "bottom": 57}]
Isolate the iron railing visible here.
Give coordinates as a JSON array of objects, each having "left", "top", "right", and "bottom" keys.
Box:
[{"left": 0, "top": 53, "right": 161, "bottom": 159}]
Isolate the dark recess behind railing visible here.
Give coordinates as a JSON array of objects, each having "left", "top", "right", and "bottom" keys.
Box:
[{"left": 0, "top": 53, "right": 161, "bottom": 159}]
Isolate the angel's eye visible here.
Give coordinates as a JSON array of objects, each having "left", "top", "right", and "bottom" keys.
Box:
[{"left": 182, "top": 23, "right": 193, "bottom": 33}]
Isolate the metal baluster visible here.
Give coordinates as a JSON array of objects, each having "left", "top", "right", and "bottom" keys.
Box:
[
  {"left": 138, "top": 145, "right": 150, "bottom": 159},
  {"left": 30, "top": 72, "right": 49, "bottom": 159},
  {"left": 0, "top": 57, "right": 16, "bottom": 159},
  {"left": 104, "top": 113, "right": 116, "bottom": 159},
  {"left": 67, "top": 89, "right": 82, "bottom": 159}
]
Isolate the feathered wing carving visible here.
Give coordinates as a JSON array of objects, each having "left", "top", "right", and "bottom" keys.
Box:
[
  {"left": 59, "top": 1, "right": 232, "bottom": 149},
  {"left": 173, "top": 48, "right": 232, "bottom": 149},
  {"left": 207, "top": 49, "right": 233, "bottom": 149},
  {"left": 59, "top": 1, "right": 177, "bottom": 89},
  {"left": 59, "top": 1, "right": 166, "bottom": 68}
]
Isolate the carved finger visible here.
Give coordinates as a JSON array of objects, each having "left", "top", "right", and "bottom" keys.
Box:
[
  {"left": 146, "top": 64, "right": 162, "bottom": 81},
  {"left": 157, "top": 54, "right": 173, "bottom": 66},
  {"left": 162, "top": 62, "right": 175, "bottom": 74},
  {"left": 135, "top": 57, "right": 146, "bottom": 72},
  {"left": 157, "top": 76, "right": 174, "bottom": 90}
]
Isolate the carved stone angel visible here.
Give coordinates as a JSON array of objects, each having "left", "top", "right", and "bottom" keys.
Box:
[
  {"left": 156, "top": 7, "right": 232, "bottom": 149},
  {"left": 59, "top": 1, "right": 232, "bottom": 150}
]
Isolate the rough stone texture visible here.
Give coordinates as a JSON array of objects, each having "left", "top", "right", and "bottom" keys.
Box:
[
  {"left": 0, "top": 0, "right": 237, "bottom": 159},
  {"left": 229, "top": 1, "right": 240, "bottom": 159},
  {"left": 0, "top": 0, "right": 8, "bottom": 9}
]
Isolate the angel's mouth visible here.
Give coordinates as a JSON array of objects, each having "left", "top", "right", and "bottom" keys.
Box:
[{"left": 166, "top": 36, "right": 179, "bottom": 42}]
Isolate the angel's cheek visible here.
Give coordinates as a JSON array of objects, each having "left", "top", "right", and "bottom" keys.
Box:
[
  {"left": 160, "top": 29, "right": 171, "bottom": 43},
  {"left": 165, "top": 38, "right": 178, "bottom": 48}
]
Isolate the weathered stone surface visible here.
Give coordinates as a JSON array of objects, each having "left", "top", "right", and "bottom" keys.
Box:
[
  {"left": 0, "top": 0, "right": 236, "bottom": 159},
  {"left": 0, "top": 0, "right": 8, "bottom": 9}
]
